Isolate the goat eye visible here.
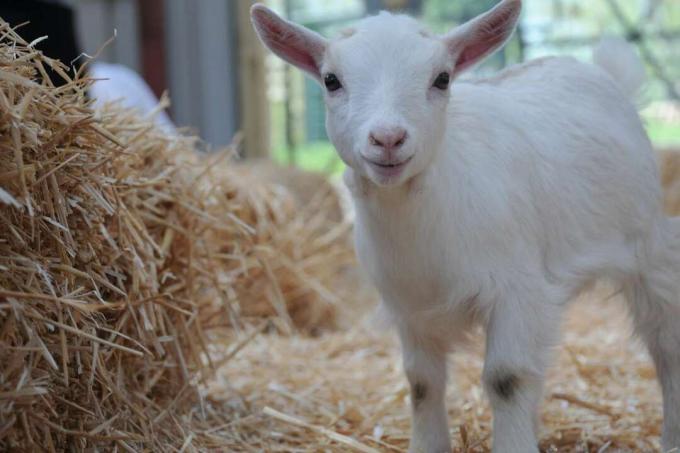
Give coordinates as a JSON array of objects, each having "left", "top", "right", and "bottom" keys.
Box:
[
  {"left": 433, "top": 72, "right": 450, "bottom": 90},
  {"left": 324, "top": 73, "right": 342, "bottom": 92}
]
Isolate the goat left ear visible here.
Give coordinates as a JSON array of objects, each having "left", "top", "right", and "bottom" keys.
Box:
[
  {"left": 251, "top": 4, "right": 327, "bottom": 82},
  {"left": 444, "top": 0, "right": 522, "bottom": 77}
]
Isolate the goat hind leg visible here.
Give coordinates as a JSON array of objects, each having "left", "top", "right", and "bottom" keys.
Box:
[
  {"left": 626, "top": 277, "right": 680, "bottom": 450},
  {"left": 627, "top": 218, "right": 680, "bottom": 449}
]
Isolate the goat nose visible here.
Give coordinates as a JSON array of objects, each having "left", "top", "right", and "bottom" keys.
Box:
[{"left": 369, "top": 127, "right": 407, "bottom": 151}]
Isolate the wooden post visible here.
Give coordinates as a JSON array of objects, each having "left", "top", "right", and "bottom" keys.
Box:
[
  {"left": 138, "top": 0, "right": 166, "bottom": 100},
  {"left": 236, "top": 0, "right": 270, "bottom": 158}
]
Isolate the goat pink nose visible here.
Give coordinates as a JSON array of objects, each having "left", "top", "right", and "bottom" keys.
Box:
[{"left": 369, "top": 127, "right": 407, "bottom": 151}]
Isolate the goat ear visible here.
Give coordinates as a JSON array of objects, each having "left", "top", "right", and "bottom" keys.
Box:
[
  {"left": 250, "top": 4, "right": 327, "bottom": 82},
  {"left": 444, "top": 0, "right": 521, "bottom": 77}
]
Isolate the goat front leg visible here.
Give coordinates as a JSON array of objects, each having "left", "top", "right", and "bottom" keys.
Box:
[
  {"left": 399, "top": 327, "right": 450, "bottom": 453},
  {"left": 483, "top": 294, "right": 562, "bottom": 453}
]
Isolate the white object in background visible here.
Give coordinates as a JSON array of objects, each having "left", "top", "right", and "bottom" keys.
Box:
[{"left": 89, "top": 61, "right": 176, "bottom": 133}]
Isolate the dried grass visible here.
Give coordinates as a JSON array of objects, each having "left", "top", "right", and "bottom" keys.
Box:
[
  {"left": 211, "top": 289, "right": 663, "bottom": 452},
  {"left": 0, "top": 20, "right": 352, "bottom": 451}
]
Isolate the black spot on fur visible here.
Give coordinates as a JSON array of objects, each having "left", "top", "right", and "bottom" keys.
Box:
[
  {"left": 412, "top": 382, "right": 427, "bottom": 408},
  {"left": 492, "top": 374, "right": 519, "bottom": 401}
]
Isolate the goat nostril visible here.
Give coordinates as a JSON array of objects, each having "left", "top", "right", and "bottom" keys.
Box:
[{"left": 370, "top": 134, "right": 384, "bottom": 147}]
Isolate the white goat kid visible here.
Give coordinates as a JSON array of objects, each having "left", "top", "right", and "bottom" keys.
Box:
[{"left": 251, "top": 1, "right": 680, "bottom": 451}]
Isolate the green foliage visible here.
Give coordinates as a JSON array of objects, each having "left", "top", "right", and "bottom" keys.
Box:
[
  {"left": 422, "top": 0, "right": 498, "bottom": 32},
  {"left": 273, "top": 141, "right": 345, "bottom": 175},
  {"left": 644, "top": 115, "right": 680, "bottom": 147}
]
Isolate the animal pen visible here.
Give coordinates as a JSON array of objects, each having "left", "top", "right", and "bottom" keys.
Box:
[{"left": 2, "top": 9, "right": 680, "bottom": 453}]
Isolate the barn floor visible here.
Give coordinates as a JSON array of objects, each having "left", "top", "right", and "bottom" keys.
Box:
[{"left": 211, "top": 287, "right": 664, "bottom": 452}]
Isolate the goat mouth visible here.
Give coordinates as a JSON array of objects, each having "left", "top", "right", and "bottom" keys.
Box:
[
  {"left": 372, "top": 161, "right": 405, "bottom": 168},
  {"left": 363, "top": 155, "right": 413, "bottom": 178}
]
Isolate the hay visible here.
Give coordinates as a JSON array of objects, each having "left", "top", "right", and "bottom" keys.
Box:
[
  {"left": 211, "top": 289, "right": 662, "bottom": 452},
  {"left": 0, "top": 19, "right": 351, "bottom": 451},
  {"left": 233, "top": 159, "right": 345, "bottom": 223},
  {"left": 226, "top": 159, "right": 355, "bottom": 333}
]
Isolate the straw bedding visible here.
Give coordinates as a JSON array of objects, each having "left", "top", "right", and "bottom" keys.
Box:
[
  {"left": 211, "top": 288, "right": 664, "bottom": 452},
  {"left": 0, "top": 20, "right": 351, "bottom": 451}
]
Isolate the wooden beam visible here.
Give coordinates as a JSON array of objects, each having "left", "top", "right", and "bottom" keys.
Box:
[
  {"left": 138, "top": 0, "right": 166, "bottom": 100},
  {"left": 236, "top": 0, "right": 270, "bottom": 158}
]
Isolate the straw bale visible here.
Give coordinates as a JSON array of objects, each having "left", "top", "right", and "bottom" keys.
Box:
[
  {"left": 658, "top": 148, "right": 680, "bottom": 215},
  {"left": 0, "top": 20, "right": 351, "bottom": 451},
  {"left": 225, "top": 159, "right": 356, "bottom": 333},
  {"left": 232, "top": 159, "right": 345, "bottom": 222}
]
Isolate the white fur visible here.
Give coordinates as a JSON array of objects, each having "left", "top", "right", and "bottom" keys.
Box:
[{"left": 252, "top": 1, "right": 680, "bottom": 451}]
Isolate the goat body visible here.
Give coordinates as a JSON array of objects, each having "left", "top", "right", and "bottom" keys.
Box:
[
  {"left": 351, "top": 53, "right": 658, "bottom": 337},
  {"left": 252, "top": 1, "right": 680, "bottom": 451},
  {"left": 349, "top": 48, "right": 680, "bottom": 452}
]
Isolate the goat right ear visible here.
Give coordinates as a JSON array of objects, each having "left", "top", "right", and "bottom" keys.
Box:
[
  {"left": 250, "top": 4, "right": 327, "bottom": 82},
  {"left": 444, "top": 0, "right": 521, "bottom": 78}
]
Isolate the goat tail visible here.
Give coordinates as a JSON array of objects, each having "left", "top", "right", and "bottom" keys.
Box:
[{"left": 592, "top": 36, "right": 646, "bottom": 100}]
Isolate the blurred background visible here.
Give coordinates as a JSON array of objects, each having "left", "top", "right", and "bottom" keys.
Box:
[{"left": 4, "top": 0, "right": 680, "bottom": 174}]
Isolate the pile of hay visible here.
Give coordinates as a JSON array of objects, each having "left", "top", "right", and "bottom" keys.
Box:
[{"left": 0, "top": 20, "right": 351, "bottom": 451}]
